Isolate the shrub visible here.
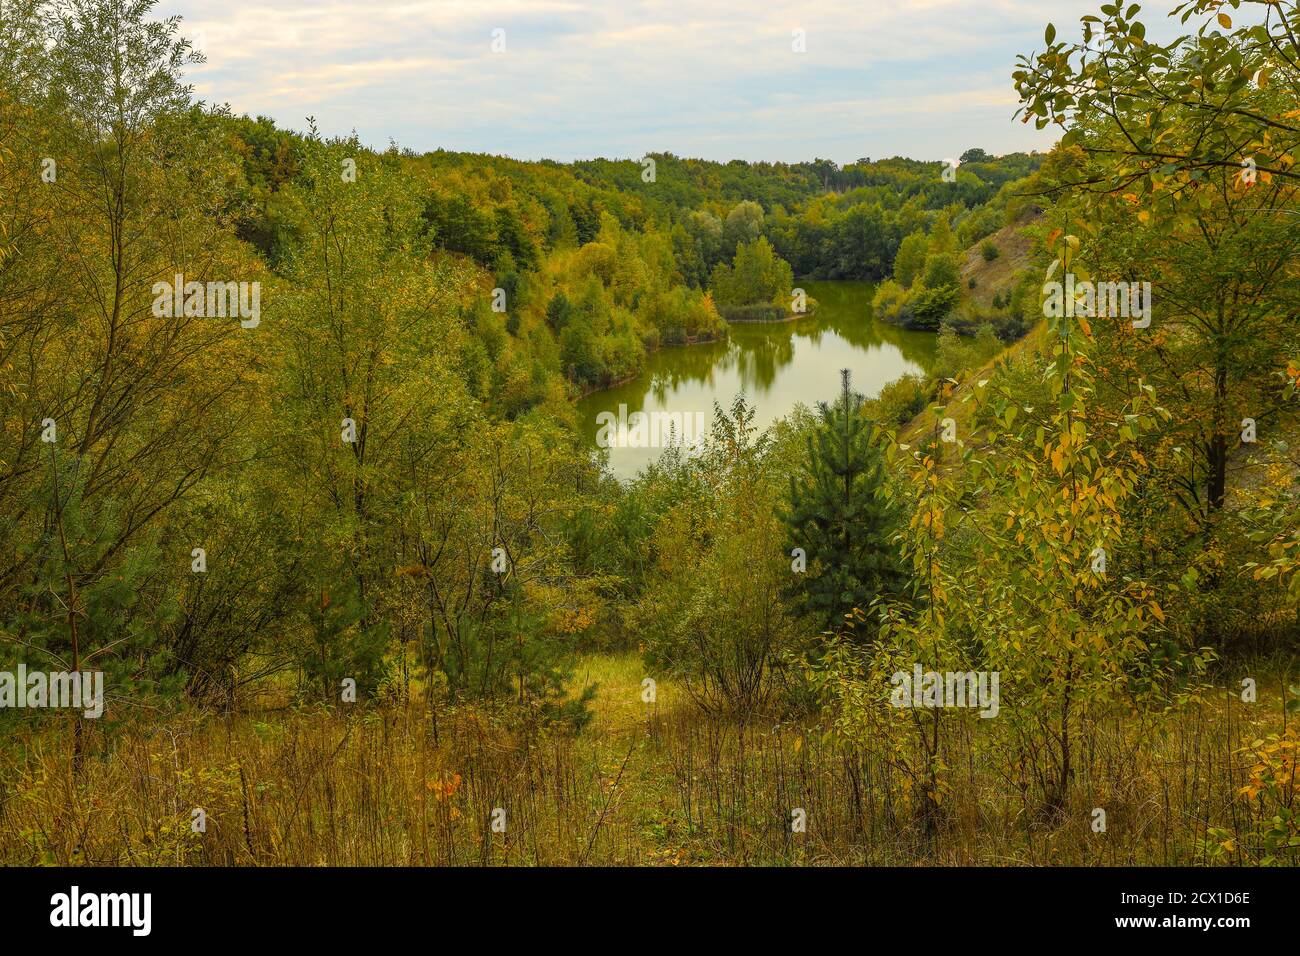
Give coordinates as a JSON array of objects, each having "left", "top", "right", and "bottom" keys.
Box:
[
  {"left": 874, "top": 373, "right": 930, "bottom": 426},
  {"left": 930, "top": 322, "right": 1003, "bottom": 381},
  {"left": 871, "top": 279, "right": 911, "bottom": 324},
  {"left": 920, "top": 252, "right": 961, "bottom": 290},
  {"left": 905, "top": 283, "right": 960, "bottom": 331},
  {"left": 633, "top": 398, "right": 803, "bottom": 717}
]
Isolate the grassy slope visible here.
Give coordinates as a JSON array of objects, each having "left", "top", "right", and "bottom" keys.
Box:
[
  {"left": 898, "top": 321, "right": 1048, "bottom": 446},
  {"left": 960, "top": 216, "right": 1038, "bottom": 309},
  {"left": 894, "top": 209, "right": 1044, "bottom": 445}
]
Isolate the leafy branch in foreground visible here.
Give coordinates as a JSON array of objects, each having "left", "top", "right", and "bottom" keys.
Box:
[{"left": 1015, "top": 0, "right": 1300, "bottom": 200}]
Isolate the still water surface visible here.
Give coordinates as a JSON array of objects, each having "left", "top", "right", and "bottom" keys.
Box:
[{"left": 577, "top": 280, "right": 938, "bottom": 479}]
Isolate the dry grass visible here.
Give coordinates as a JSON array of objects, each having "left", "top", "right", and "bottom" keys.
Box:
[
  {"left": 960, "top": 213, "right": 1041, "bottom": 311},
  {"left": 0, "top": 653, "right": 1293, "bottom": 866}
]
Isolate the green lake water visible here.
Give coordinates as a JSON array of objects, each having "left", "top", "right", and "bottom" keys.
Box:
[{"left": 577, "top": 280, "right": 938, "bottom": 479}]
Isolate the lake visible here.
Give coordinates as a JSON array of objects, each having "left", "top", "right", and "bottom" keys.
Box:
[{"left": 577, "top": 280, "right": 938, "bottom": 479}]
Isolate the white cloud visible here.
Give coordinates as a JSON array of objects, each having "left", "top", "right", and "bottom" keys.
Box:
[{"left": 161, "top": 0, "right": 1194, "bottom": 162}]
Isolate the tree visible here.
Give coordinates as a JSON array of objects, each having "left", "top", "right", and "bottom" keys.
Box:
[
  {"left": 784, "top": 369, "right": 906, "bottom": 632},
  {"left": 1016, "top": 0, "right": 1300, "bottom": 191},
  {"left": 545, "top": 290, "right": 574, "bottom": 331},
  {"left": 710, "top": 236, "right": 794, "bottom": 310},
  {"left": 826, "top": 202, "right": 893, "bottom": 278},
  {"left": 402, "top": 417, "right": 596, "bottom": 719},
  {"left": 920, "top": 251, "right": 961, "bottom": 290},
  {"left": 893, "top": 231, "right": 929, "bottom": 288},
  {"left": 634, "top": 396, "right": 799, "bottom": 718},
  {"left": 269, "top": 133, "right": 478, "bottom": 697},
  {"left": 559, "top": 320, "right": 602, "bottom": 386},
  {"left": 0, "top": 0, "right": 259, "bottom": 734},
  {"left": 819, "top": 234, "right": 1173, "bottom": 829},
  {"left": 1016, "top": 0, "right": 1300, "bottom": 640},
  {"left": 722, "top": 200, "right": 765, "bottom": 254},
  {"left": 684, "top": 209, "right": 725, "bottom": 276},
  {"left": 927, "top": 213, "right": 957, "bottom": 254},
  {"left": 960, "top": 232, "right": 1170, "bottom": 815}
]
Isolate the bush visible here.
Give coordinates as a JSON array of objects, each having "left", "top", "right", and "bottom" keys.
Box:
[
  {"left": 920, "top": 252, "right": 961, "bottom": 290},
  {"left": 871, "top": 279, "right": 911, "bottom": 325},
  {"left": 874, "top": 374, "right": 931, "bottom": 426},
  {"left": 981, "top": 240, "right": 1000, "bottom": 262},
  {"left": 905, "top": 283, "right": 960, "bottom": 331},
  {"left": 633, "top": 398, "right": 802, "bottom": 716},
  {"left": 930, "top": 322, "right": 1003, "bottom": 381}
]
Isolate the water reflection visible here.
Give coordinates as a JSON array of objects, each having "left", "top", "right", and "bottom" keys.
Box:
[{"left": 578, "top": 280, "right": 937, "bottom": 478}]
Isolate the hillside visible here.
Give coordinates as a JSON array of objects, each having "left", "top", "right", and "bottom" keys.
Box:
[
  {"left": 960, "top": 211, "right": 1041, "bottom": 310},
  {"left": 898, "top": 322, "right": 1049, "bottom": 446}
]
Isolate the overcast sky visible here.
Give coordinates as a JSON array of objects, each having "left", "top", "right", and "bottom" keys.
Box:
[{"left": 159, "top": 0, "right": 1187, "bottom": 165}]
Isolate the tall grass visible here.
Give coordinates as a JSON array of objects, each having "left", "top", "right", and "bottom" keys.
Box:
[{"left": 0, "top": 654, "right": 1292, "bottom": 866}]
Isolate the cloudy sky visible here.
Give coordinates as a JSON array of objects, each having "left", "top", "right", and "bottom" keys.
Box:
[{"left": 159, "top": 0, "right": 1184, "bottom": 164}]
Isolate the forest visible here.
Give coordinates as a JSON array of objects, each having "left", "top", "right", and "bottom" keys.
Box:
[{"left": 0, "top": 0, "right": 1297, "bottom": 869}]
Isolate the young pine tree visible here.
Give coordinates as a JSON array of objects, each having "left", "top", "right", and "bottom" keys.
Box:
[{"left": 784, "top": 369, "right": 906, "bottom": 633}]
